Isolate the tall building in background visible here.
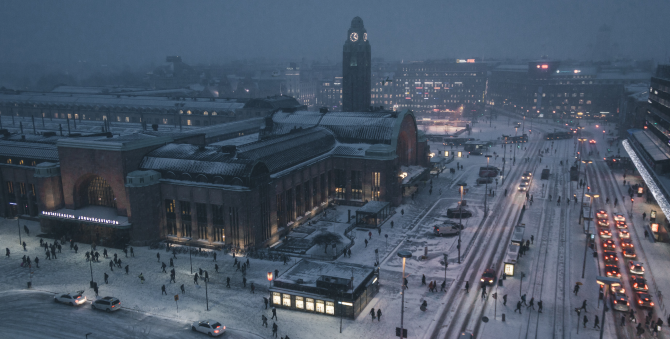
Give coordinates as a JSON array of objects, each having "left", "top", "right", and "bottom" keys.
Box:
[{"left": 342, "top": 17, "right": 371, "bottom": 112}]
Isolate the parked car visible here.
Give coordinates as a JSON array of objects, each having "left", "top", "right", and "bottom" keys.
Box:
[
  {"left": 191, "top": 320, "right": 226, "bottom": 337},
  {"left": 91, "top": 296, "right": 121, "bottom": 312},
  {"left": 612, "top": 292, "right": 630, "bottom": 312},
  {"left": 433, "top": 223, "right": 462, "bottom": 237},
  {"left": 629, "top": 261, "right": 644, "bottom": 275},
  {"left": 618, "top": 230, "right": 630, "bottom": 239},
  {"left": 631, "top": 276, "right": 648, "bottom": 292},
  {"left": 446, "top": 208, "right": 472, "bottom": 218},
  {"left": 599, "top": 229, "right": 612, "bottom": 239},
  {"left": 635, "top": 292, "right": 655, "bottom": 308},
  {"left": 480, "top": 268, "right": 496, "bottom": 286},
  {"left": 623, "top": 248, "right": 636, "bottom": 258},
  {"left": 614, "top": 214, "right": 626, "bottom": 222},
  {"left": 54, "top": 292, "right": 87, "bottom": 306}
]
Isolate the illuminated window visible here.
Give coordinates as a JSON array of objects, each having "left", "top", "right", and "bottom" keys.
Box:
[
  {"left": 6, "top": 181, "right": 13, "bottom": 194},
  {"left": 187, "top": 120, "right": 192, "bottom": 126},
  {"left": 212, "top": 112, "right": 217, "bottom": 116},
  {"left": 187, "top": 110, "right": 192, "bottom": 115},
  {"left": 67, "top": 114, "right": 72, "bottom": 119},
  {"left": 125, "top": 117, "right": 130, "bottom": 122},
  {"left": 162, "top": 118, "right": 168, "bottom": 124},
  {"left": 306, "top": 298, "right": 315, "bottom": 311},
  {"left": 203, "top": 111, "right": 208, "bottom": 116},
  {"left": 272, "top": 292, "right": 281, "bottom": 305},
  {"left": 116, "top": 116, "right": 121, "bottom": 122},
  {"left": 179, "top": 110, "right": 183, "bottom": 115},
  {"left": 315, "top": 300, "right": 325, "bottom": 313},
  {"left": 74, "top": 114, "right": 79, "bottom": 120},
  {"left": 295, "top": 296, "right": 304, "bottom": 309},
  {"left": 6, "top": 159, "right": 11, "bottom": 164},
  {"left": 372, "top": 172, "right": 381, "bottom": 201},
  {"left": 86, "top": 176, "right": 117, "bottom": 208},
  {"left": 30, "top": 161, "right": 36, "bottom": 166},
  {"left": 18, "top": 160, "right": 24, "bottom": 165},
  {"left": 282, "top": 294, "right": 291, "bottom": 307},
  {"left": 326, "top": 301, "right": 335, "bottom": 314}
]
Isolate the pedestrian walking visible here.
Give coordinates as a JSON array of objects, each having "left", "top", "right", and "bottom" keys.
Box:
[
  {"left": 583, "top": 315, "right": 588, "bottom": 328},
  {"left": 594, "top": 315, "right": 600, "bottom": 329},
  {"left": 264, "top": 297, "right": 269, "bottom": 309},
  {"left": 521, "top": 294, "right": 527, "bottom": 306},
  {"left": 34, "top": 257, "right": 39, "bottom": 268},
  {"left": 125, "top": 265, "right": 129, "bottom": 274},
  {"left": 226, "top": 277, "right": 231, "bottom": 288},
  {"left": 481, "top": 286, "right": 487, "bottom": 300},
  {"left": 172, "top": 249, "right": 177, "bottom": 259},
  {"left": 272, "top": 323, "right": 278, "bottom": 338},
  {"left": 194, "top": 273, "right": 199, "bottom": 285},
  {"left": 22, "top": 241, "right": 26, "bottom": 251},
  {"left": 271, "top": 307, "right": 278, "bottom": 320},
  {"left": 441, "top": 280, "right": 446, "bottom": 292},
  {"left": 530, "top": 235, "right": 534, "bottom": 244},
  {"left": 170, "top": 258, "right": 174, "bottom": 267},
  {"left": 364, "top": 239, "right": 368, "bottom": 248},
  {"left": 109, "top": 260, "right": 114, "bottom": 271},
  {"left": 347, "top": 248, "right": 351, "bottom": 257},
  {"left": 643, "top": 212, "right": 647, "bottom": 220},
  {"left": 527, "top": 297, "right": 535, "bottom": 310},
  {"left": 369, "top": 308, "right": 376, "bottom": 321},
  {"left": 123, "top": 248, "right": 128, "bottom": 257},
  {"left": 156, "top": 252, "right": 160, "bottom": 262},
  {"left": 161, "top": 285, "right": 167, "bottom": 295},
  {"left": 161, "top": 262, "right": 167, "bottom": 273},
  {"left": 5, "top": 248, "right": 9, "bottom": 258},
  {"left": 130, "top": 247, "right": 134, "bottom": 257},
  {"left": 170, "top": 272, "right": 176, "bottom": 283},
  {"left": 503, "top": 294, "right": 508, "bottom": 306},
  {"left": 580, "top": 299, "right": 588, "bottom": 312},
  {"left": 177, "top": 284, "right": 184, "bottom": 294},
  {"left": 213, "top": 252, "right": 217, "bottom": 261},
  {"left": 645, "top": 230, "right": 649, "bottom": 239},
  {"left": 215, "top": 264, "right": 219, "bottom": 273},
  {"left": 250, "top": 282, "right": 255, "bottom": 293},
  {"left": 538, "top": 300, "right": 542, "bottom": 313},
  {"left": 23, "top": 225, "right": 29, "bottom": 236},
  {"left": 199, "top": 268, "right": 203, "bottom": 276},
  {"left": 377, "top": 309, "right": 382, "bottom": 321},
  {"left": 104, "top": 272, "right": 109, "bottom": 284},
  {"left": 243, "top": 277, "right": 247, "bottom": 287},
  {"left": 422, "top": 274, "right": 426, "bottom": 285},
  {"left": 93, "top": 285, "right": 99, "bottom": 297},
  {"left": 204, "top": 271, "right": 209, "bottom": 282},
  {"left": 573, "top": 283, "right": 580, "bottom": 295},
  {"left": 514, "top": 301, "right": 522, "bottom": 314},
  {"left": 465, "top": 281, "right": 469, "bottom": 293},
  {"left": 262, "top": 315, "right": 268, "bottom": 327},
  {"left": 46, "top": 251, "right": 50, "bottom": 260}
]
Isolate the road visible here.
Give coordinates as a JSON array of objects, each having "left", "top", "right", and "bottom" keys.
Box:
[{"left": 0, "top": 290, "right": 264, "bottom": 339}]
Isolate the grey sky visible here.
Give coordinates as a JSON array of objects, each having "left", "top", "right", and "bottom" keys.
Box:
[{"left": 0, "top": 0, "right": 668, "bottom": 67}]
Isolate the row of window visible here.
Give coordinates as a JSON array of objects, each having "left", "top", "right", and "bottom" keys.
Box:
[
  {"left": 5, "top": 159, "right": 36, "bottom": 166},
  {"left": 272, "top": 292, "right": 335, "bottom": 315},
  {"left": 165, "top": 200, "right": 227, "bottom": 242}
]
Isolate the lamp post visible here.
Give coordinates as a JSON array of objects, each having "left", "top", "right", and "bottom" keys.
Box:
[
  {"left": 397, "top": 250, "right": 412, "bottom": 339},
  {"left": 443, "top": 253, "right": 448, "bottom": 282},
  {"left": 513, "top": 127, "right": 518, "bottom": 164},
  {"left": 582, "top": 192, "right": 599, "bottom": 278},
  {"left": 484, "top": 155, "right": 492, "bottom": 216},
  {"left": 189, "top": 245, "right": 193, "bottom": 274},
  {"left": 577, "top": 138, "right": 588, "bottom": 171},
  {"left": 267, "top": 272, "right": 273, "bottom": 289},
  {"left": 16, "top": 216, "right": 22, "bottom": 245},
  {"left": 205, "top": 276, "right": 209, "bottom": 311},
  {"left": 457, "top": 182, "right": 467, "bottom": 264},
  {"left": 596, "top": 276, "right": 621, "bottom": 339},
  {"left": 580, "top": 159, "right": 593, "bottom": 226}
]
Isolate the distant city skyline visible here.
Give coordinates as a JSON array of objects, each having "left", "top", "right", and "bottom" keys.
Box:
[{"left": 1, "top": 0, "right": 669, "bottom": 69}]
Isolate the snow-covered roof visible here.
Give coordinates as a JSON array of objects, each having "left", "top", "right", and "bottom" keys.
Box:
[
  {"left": 140, "top": 144, "right": 257, "bottom": 178},
  {"left": 275, "top": 260, "right": 374, "bottom": 290},
  {"left": 0, "top": 140, "right": 59, "bottom": 161},
  {"left": 210, "top": 133, "right": 259, "bottom": 146},
  {"left": 191, "top": 118, "right": 263, "bottom": 139},
  {"left": 357, "top": 201, "right": 391, "bottom": 215}
]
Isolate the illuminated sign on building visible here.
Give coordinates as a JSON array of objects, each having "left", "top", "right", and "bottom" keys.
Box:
[{"left": 41, "top": 211, "right": 121, "bottom": 225}]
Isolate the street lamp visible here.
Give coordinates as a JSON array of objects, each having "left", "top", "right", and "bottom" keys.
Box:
[
  {"left": 397, "top": 250, "right": 412, "bottom": 339},
  {"left": 267, "top": 272, "right": 273, "bottom": 289},
  {"left": 457, "top": 182, "right": 467, "bottom": 264},
  {"left": 577, "top": 138, "right": 588, "bottom": 169},
  {"left": 485, "top": 155, "right": 492, "bottom": 215},
  {"left": 15, "top": 216, "right": 21, "bottom": 246},
  {"left": 579, "top": 159, "right": 593, "bottom": 225},
  {"left": 596, "top": 276, "right": 621, "bottom": 339},
  {"left": 582, "top": 192, "right": 599, "bottom": 278}
]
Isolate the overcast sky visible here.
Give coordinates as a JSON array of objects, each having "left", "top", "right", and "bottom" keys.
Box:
[{"left": 1, "top": 0, "right": 668, "bottom": 67}]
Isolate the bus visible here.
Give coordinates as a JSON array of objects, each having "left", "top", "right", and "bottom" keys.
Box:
[{"left": 545, "top": 131, "right": 573, "bottom": 140}]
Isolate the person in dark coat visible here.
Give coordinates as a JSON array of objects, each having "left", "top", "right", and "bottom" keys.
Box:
[
  {"left": 271, "top": 307, "right": 278, "bottom": 320},
  {"left": 422, "top": 274, "right": 426, "bottom": 285},
  {"left": 170, "top": 272, "right": 176, "bottom": 283},
  {"left": 503, "top": 294, "right": 507, "bottom": 306},
  {"left": 5, "top": 248, "right": 9, "bottom": 257},
  {"left": 369, "top": 308, "right": 376, "bottom": 321},
  {"left": 169, "top": 258, "right": 174, "bottom": 267},
  {"left": 514, "top": 301, "right": 522, "bottom": 314},
  {"left": 594, "top": 315, "right": 600, "bottom": 329},
  {"left": 125, "top": 265, "right": 129, "bottom": 275},
  {"left": 583, "top": 315, "right": 588, "bottom": 328},
  {"left": 262, "top": 314, "right": 268, "bottom": 327},
  {"left": 243, "top": 277, "right": 247, "bottom": 287},
  {"left": 123, "top": 248, "right": 128, "bottom": 257},
  {"left": 215, "top": 264, "right": 219, "bottom": 273},
  {"left": 161, "top": 262, "right": 167, "bottom": 273},
  {"left": 537, "top": 300, "right": 542, "bottom": 313},
  {"left": 180, "top": 284, "right": 185, "bottom": 294},
  {"left": 272, "top": 323, "right": 278, "bottom": 338},
  {"left": 108, "top": 260, "right": 113, "bottom": 271},
  {"left": 93, "top": 285, "right": 99, "bottom": 297},
  {"left": 376, "top": 309, "right": 382, "bottom": 321},
  {"left": 250, "top": 282, "right": 255, "bottom": 293},
  {"left": 199, "top": 268, "right": 203, "bottom": 276},
  {"left": 194, "top": 273, "right": 199, "bottom": 285},
  {"left": 130, "top": 247, "right": 134, "bottom": 257},
  {"left": 264, "top": 297, "right": 269, "bottom": 309},
  {"left": 226, "top": 277, "right": 231, "bottom": 288},
  {"left": 161, "top": 285, "right": 167, "bottom": 295},
  {"left": 104, "top": 273, "right": 109, "bottom": 284},
  {"left": 465, "top": 281, "right": 469, "bottom": 293},
  {"left": 204, "top": 271, "right": 209, "bottom": 282},
  {"left": 156, "top": 252, "right": 160, "bottom": 262},
  {"left": 213, "top": 252, "right": 217, "bottom": 261},
  {"left": 22, "top": 242, "right": 26, "bottom": 251}
]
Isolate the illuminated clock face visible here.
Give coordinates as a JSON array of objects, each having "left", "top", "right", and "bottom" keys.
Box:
[
  {"left": 363, "top": 33, "right": 367, "bottom": 41},
  {"left": 350, "top": 32, "right": 358, "bottom": 42}
]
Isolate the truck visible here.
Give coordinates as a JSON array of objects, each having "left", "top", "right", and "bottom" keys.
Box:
[{"left": 541, "top": 168, "right": 550, "bottom": 180}]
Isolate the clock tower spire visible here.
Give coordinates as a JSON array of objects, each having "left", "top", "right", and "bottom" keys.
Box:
[{"left": 342, "top": 16, "right": 371, "bottom": 112}]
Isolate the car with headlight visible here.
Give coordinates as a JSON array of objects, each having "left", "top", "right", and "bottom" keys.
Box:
[
  {"left": 615, "top": 221, "right": 628, "bottom": 229},
  {"left": 629, "top": 261, "right": 644, "bottom": 275},
  {"left": 599, "top": 229, "right": 612, "bottom": 239},
  {"left": 596, "top": 210, "right": 608, "bottom": 219},
  {"left": 192, "top": 320, "right": 226, "bottom": 336},
  {"left": 621, "top": 239, "right": 634, "bottom": 248},
  {"left": 623, "top": 248, "right": 636, "bottom": 258},
  {"left": 518, "top": 181, "right": 529, "bottom": 192},
  {"left": 618, "top": 230, "right": 630, "bottom": 239},
  {"left": 54, "top": 292, "right": 87, "bottom": 306},
  {"left": 635, "top": 292, "right": 654, "bottom": 308},
  {"left": 603, "top": 239, "right": 615, "bottom": 250},
  {"left": 612, "top": 292, "right": 630, "bottom": 312},
  {"left": 603, "top": 251, "right": 618, "bottom": 264},
  {"left": 605, "top": 264, "right": 621, "bottom": 278},
  {"left": 631, "top": 276, "right": 648, "bottom": 292},
  {"left": 597, "top": 219, "right": 610, "bottom": 227},
  {"left": 613, "top": 214, "right": 626, "bottom": 222},
  {"left": 480, "top": 268, "right": 496, "bottom": 286},
  {"left": 521, "top": 172, "right": 533, "bottom": 180},
  {"left": 91, "top": 296, "right": 121, "bottom": 312},
  {"left": 610, "top": 284, "right": 625, "bottom": 294}
]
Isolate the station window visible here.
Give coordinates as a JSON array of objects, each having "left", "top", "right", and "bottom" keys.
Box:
[
  {"left": 316, "top": 300, "right": 325, "bottom": 313},
  {"left": 306, "top": 298, "right": 315, "bottom": 311},
  {"left": 326, "top": 301, "right": 335, "bottom": 315},
  {"left": 272, "top": 292, "right": 281, "bottom": 305},
  {"left": 282, "top": 294, "right": 291, "bottom": 307},
  {"left": 295, "top": 296, "right": 304, "bottom": 309}
]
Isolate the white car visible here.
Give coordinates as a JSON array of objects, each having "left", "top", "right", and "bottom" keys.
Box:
[
  {"left": 518, "top": 182, "right": 529, "bottom": 191},
  {"left": 521, "top": 172, "right": 533, "bottom": 180},
  {"left": 91, "top": 296, "right": 121, "bottom": 312},
  {"left": 618, "top": 230, "right": 630, "bottom": 239},
  {"left": 614, "top": 214, "right": 626, "bottom": 222},
  {"left": 192, "top": 320, "right": 226, "bottom": 336},
  {"left": 629, "top": 261, "right": 645, "bottom": 275},
  {"left": 54, "top": 292, "right": 87, "bottom": 306}
]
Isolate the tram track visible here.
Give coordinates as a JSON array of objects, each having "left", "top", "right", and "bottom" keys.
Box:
[{"left": 430, "top": 129, "right": 546, "bottom": 338}]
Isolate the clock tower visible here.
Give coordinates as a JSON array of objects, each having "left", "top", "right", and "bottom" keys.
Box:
[{"left": 342, "top": 16, "right": 371, "bottom": 112}]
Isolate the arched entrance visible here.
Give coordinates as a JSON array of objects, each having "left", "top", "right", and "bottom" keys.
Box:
[{"left": 75, "top": 175, "right": 117, "bottom": 209}]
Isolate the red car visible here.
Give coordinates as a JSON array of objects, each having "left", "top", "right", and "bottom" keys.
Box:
[{"left": 603, "top": 239, "right": 616, "bottom": 250}]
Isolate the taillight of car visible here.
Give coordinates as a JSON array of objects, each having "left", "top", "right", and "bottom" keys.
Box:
[
  {"left": 112, "top": 305, "right": 115, "bottom": 308},
  {"left": 638, "top": 300, "right": 643, "bottom": 304},
  {"left": 627, "top": 302, "right": 630, "bottom": 306},
  {"left": 223, "top": 326, "right": 226, "bottom": 330},
  {"left": 214, "top": 330, "right": 219, "bottom": 333},
  {"left": 634, "top": 283, "right": 638, "bottom": 288},
  {"left": 651, "top": 302, "right": 655, "bottom": 306},
  {"left": 614, "top": 300, "right": 617, "bottom": 304}
]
